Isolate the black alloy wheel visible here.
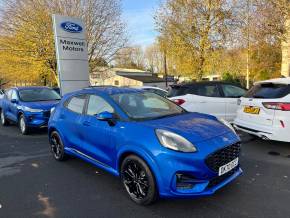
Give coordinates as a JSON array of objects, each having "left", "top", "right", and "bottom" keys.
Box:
[
  {"left": 50, "top": 131, "right": 67, "bottom": 161},
  {"left": 121, "top": 155, "right": 157, "bottom": 205}
]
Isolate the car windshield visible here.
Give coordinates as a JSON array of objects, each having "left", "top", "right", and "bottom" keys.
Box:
[
  {"left": 112, "top": 92, "right": 186, "bottom": 121},
  {"left": 19, "top": 88, "right": 61, "bottom": 102}
]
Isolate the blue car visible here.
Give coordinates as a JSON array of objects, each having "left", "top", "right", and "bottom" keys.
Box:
[
  {"left": 48, "top": 87, "right": 242, "bottom": 205},
  {"left": 0, "top": 86, "right": 61, "bottom": 134}
]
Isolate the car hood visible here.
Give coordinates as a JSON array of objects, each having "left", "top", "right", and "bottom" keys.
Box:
[
  {"left": 141, "top": 112, "right": 232, "bottom": 143},
  {"left": 21, "top": 100, "right": 59, "bottom": 111}
]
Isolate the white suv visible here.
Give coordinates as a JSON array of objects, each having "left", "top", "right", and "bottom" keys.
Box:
[
  {"left": 168, "top": 82, "right": 246, "bottom": 122},
  {"left": 234, "top": 78, "right": 290, "bottom": 142}
]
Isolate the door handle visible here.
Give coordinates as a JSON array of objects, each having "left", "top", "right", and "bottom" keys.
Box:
[{"left": 83, "top": 121, "right": 91, "bottom": 126}]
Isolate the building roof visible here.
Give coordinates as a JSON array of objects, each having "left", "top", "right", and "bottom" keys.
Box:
[{"left": 120, "top": 74, "right": 167, "bottom": 83}]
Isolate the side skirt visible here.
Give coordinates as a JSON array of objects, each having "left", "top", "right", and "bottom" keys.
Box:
[{"left": 64, "top": 147, "right": 119, "bottom": 177}]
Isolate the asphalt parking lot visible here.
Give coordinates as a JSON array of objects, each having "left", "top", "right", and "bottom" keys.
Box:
[{"left": 0, "top": 125, "right": 290, "bottom": 218}]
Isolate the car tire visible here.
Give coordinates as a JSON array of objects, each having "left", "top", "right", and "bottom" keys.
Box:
[
  {"left": 0, "top": 109, "right": 9, "bottom": 126},
  {"left": 49, "top": 131, "right": 68, "bottom": 161},
  {"left": 19, "top": 114, "right": 29, "bottom": 135},
  {"left": 121, "top": 155, "right": 158, "bottom": 205}
]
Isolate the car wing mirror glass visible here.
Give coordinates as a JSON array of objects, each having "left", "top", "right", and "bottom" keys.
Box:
[{"left": 11, "top": 99, "right": 18, "bottom": 104}]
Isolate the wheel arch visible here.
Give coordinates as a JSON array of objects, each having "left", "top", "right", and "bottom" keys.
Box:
[
  {"left": 117, "top": 148, "right": 163, "bottom": 192},
  {"left": 17, "top": 111, "right": 24, "bottom": 120}
]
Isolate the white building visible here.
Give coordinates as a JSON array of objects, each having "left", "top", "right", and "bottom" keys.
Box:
[{"left": 90, "top": 68, "right": 174, "bottom": 89}]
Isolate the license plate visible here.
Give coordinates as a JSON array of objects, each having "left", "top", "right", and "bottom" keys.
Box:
[
  {"left": 244, "top": 106, "right": 260, "bottom": 114},
  {"left": 218, "top": 158, "right": 239, "bottom": 176}
]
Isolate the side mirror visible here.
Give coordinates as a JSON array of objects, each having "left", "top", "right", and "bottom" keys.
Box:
[
  {"left": 96, "top": 111, "right": 114, "bottom": 121},
  {"left": 11, "top": 99, "right": 18, "bottom": 104}
]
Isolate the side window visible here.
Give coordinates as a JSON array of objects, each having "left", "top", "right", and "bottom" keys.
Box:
[
  {"left": 87, "top": 95, "right": 114, "bottom": 116},
  {"left": 196, "top": 85, "right": 220, "bottom": 97},
  {"left": 143, "top": 97, "right": 169, "bottom": 109},
  {"left": 65, "top": 95, "right": 86, "bottom": 114},
  {"left": 6, "top": 89, "right": 13, "bottom": 100},
  {"left": 11, "top": 90, "right": 18, "bottom": 100},
  {"left": 222, "top": 85, "right": 246, "bottom": 98}
]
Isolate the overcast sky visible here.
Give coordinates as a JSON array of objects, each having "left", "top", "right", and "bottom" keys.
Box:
[{"left": 122, "top": 0, "right": 162, "bottom": 47}]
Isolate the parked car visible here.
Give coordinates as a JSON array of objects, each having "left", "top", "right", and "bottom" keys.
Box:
[
  {"left": 234, "top": 78, "right": 290, "bottom": 142},
  {"left": 0, "top": 86, "right": 61, "bottom": 134},
  {"left": 0, "top": 89, "right": 5, "bottom": 99},
  {"left": 168, "top": 82, "right": 246, "bottom": 122},
  {"left": 133, "top": 86, "right": 168, "bottom": 98},
  {"left": 48, "top": 87, "right": 242, "bottom": 205}
]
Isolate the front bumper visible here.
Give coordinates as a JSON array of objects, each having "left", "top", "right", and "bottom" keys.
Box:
[
  {"left": 24, "top": 111, "right": 50, "bottom": 128},
  {"left": 154, "top": 134, "right": 242, "bottom": 198}
]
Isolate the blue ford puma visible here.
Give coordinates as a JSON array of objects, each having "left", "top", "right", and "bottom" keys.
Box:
[
  {"left": 48, "top": 87, "right": 242, "bottom": 205},
  {"left": 0, "top": 87, "right": 61, "bottom": 134}
]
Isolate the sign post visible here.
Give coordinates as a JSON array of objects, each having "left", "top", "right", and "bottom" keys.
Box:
[{"left": 52, "top": 14, "right": 90, "bottom": 96}]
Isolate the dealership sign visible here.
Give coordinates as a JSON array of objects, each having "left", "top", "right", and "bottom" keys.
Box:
[
  {"left": 52, "top": 14, "right": 90, "bottom": 96},
  {"left": 61, "top": 21, "right": 83, "bottom": 33}
]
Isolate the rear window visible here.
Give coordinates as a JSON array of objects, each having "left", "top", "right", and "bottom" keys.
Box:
[{"left": 245, "top": 83, "right": 290, "bottom": 99}]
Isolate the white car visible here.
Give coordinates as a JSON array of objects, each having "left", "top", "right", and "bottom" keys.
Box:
[
  {"left": 168, "top": 82, "right": 246, "bottom": 122},
  {"left": 133, "top": 86, "right": 168, "bottom": 97},
  {"left": 234, "top": 77, "right": 290, "bottom": 142}
]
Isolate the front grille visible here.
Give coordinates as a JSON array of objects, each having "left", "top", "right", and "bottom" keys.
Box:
[
  {"left": 43, "top": 111, "right": 51, "bottom": 118},
  {"left": 207, "top": 168, "right": 237, "bottom": 188},
  {"left": 205, "top": 143, "right": 241, "bottom": 173}
]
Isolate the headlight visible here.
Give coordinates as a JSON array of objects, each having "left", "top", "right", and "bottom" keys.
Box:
[
  {"left": 218, "top": 118, "right": 236, "bottom": 134},
  {"left": 23, "top": 106, "right": 43, "bottom": 113},
  {"left": 155, "top": 129, "right": 197, "bottom": 153},
  {"left": 50, "top": 107, "right": 55, "bottom": 114}
]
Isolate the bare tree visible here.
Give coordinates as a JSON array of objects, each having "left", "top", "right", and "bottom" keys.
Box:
[
  {"left": 0, "top": 0, "right": 127, "bottom": 84},
  {"left": 114, "top": 46, "right": 145, "bottom": 70}
]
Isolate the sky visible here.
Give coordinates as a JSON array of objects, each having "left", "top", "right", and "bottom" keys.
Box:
[{"left": 121, "top": 0, "right": 161, "bottom": 47}]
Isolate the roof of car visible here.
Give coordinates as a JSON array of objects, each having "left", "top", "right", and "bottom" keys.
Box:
[
  {"left": 131, "top": 86, "right": 167, "bottom": 92},
  {"left": 13, "top": 86, "right": 53, "bottom": 91},
  {"left": 81, "top": 86, "right": 143, "bottom": 95},
  {"left": 255, "top": 77, "right": 290, "bottom": 85},
  {"left": 170, "top": 81, "right": 243, "bottom": 87}
]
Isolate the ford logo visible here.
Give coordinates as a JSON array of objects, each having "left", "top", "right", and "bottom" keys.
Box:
[{"left": 60, "top": 21, "right": 83, "bottom": 33}]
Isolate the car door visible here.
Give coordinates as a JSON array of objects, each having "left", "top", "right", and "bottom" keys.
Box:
[
  {"left": 220, "top": 84, "right": 246, "bottom": 122},
  {"left": 61, "top": 94, "right": 87, "bottom": 151},
  {"left": 8, "top": 89, "right": 19, "bottom": 122},
  {"left": 80, "top": 94, "right": 116, "bottom": 167},
  {"left": 4, "top": 89, "right": 17, "bottom": 122},
  {"left": 185, "top": 84, "right": 226, "bottom": 119}
]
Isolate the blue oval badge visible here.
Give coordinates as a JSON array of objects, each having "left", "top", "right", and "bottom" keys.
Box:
[{"left": 60, "top": 21, "right": 83, "bottom": 33}]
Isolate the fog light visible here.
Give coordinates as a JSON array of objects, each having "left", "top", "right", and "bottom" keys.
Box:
[{"left": 176, "top": 173, "right": 196, "bottom": 190}]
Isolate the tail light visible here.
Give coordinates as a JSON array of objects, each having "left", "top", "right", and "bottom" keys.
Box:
[
  {"left": 173, "top": 99, "right": 185, "bottom": 105},
  {"left": 262, "top": 102, "right": 290, "bottom": 111}
]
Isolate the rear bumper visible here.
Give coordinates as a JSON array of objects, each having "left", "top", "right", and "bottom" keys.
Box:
[{"left": 234, "top": 118, "right": 290, "bottom": 143}]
